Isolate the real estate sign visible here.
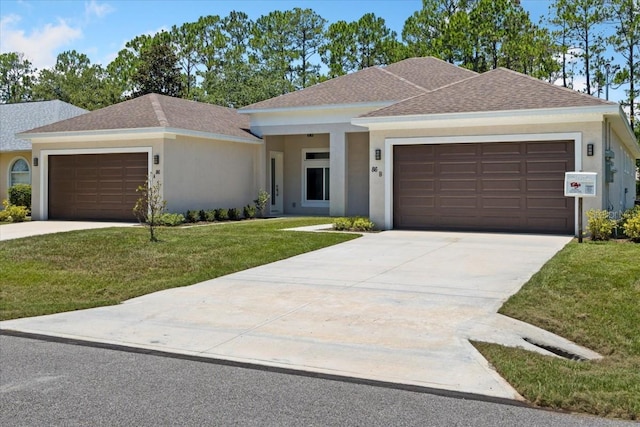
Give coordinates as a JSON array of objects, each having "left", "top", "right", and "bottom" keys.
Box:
[{"left": 564, "top": 172, "right": 597, "bottom": 197}]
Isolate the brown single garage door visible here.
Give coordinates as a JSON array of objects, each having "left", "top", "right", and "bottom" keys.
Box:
[
  {"left": 48, "top": 153, "right": 148, "bottom": 221},
  {"left": 393, "top": 141, "right": 574, "bottom": 234}
]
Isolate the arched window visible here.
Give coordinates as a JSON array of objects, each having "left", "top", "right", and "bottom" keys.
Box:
[{"left": 10, "top": 158, "right": 30, "bottom": 187}]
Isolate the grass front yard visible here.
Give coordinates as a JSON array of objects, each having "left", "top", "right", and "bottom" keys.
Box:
[
  {"left": 0, "top": 217, "right": 356, "bottom": 320},
  {"left": 475, "top": 240, "right": 640, "bottom": 420}
]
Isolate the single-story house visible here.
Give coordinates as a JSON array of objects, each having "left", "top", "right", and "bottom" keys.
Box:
[
  {"left": 0, "top": 100, "right": 87, "bottom": 199},
  {"left": 18, "top": 57, "right": 640, "bottom": 235}
]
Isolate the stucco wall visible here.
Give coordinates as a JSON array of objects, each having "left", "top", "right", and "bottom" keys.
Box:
[
  {"left": 368, "top": 120, "right": 607, "bottom": 233},
  {"left": 606, "top": 122, "right": 638, "bottom": 214},
  {"left": 30, "top": 138, "right": 162, "bottom": 220},
  {"left": 346, "top": 132, "right": 370, "bottom": 216},
  {"left": 0, "top": 151, "right": 32, "bottom": 201},
  {"left": 163, "top": 136, "right": 260, "bottom": 214}
]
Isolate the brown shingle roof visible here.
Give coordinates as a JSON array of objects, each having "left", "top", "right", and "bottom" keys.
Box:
[
  {"left": 241, "top": 57, "right": 477, "bottom": 111},
  {"left": 361, "top": 68, "right": 614, "bottom": 118},
  {"left": 24, "top": 94, "right": 260, "bottom": 141}
]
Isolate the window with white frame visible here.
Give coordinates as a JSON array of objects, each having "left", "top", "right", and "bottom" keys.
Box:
[
  {"left": 302, "top": 149, "right": 329, "bottom": 207},
  {"left": 9, "top": 158, "right": 30, "bottom": 187}
]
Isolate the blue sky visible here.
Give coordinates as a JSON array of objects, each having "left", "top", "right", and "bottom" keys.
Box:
[{"left": 0, "top": 0, "right": 625, "bottom": 102}]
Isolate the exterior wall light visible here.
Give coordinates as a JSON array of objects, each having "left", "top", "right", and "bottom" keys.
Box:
[
  {"left": 375, "top": 148, "right": 381, "bottom": 160},
  {"left": 153, "top": 154, "right": 160, "bottom": 165},
  {"left": 587, "top": 143, "right": 594, "bottom": 156},
  {"left": 33, "top": 157, "right": 39, "bottom": 167}
]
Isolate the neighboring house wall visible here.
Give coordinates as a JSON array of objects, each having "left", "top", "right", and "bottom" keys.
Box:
[
  {"left": 0, "top": 151, "right": 32, "bottom": 199},
  {"left": 367, "top": 119, "right": 611, "bottom": 233},
  {"left": 163, "top": 135, "right": 262, "bottom": 214}
]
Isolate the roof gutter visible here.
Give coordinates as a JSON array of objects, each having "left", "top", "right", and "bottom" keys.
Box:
[{"left": 17, "top": 126, "right": 262, "bottom": 145}]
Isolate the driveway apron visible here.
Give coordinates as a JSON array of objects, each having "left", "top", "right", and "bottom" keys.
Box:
[{"left": 1, "top": 230, "right": 578, "bottom": 400}]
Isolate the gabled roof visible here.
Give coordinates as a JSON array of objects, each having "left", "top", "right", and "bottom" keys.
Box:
[
  {"left": 241, "top": 57, "right": 477, "bottom": 111},
  {"left": 22, "top": 93, "right": 260, "bottom": 142},
  {"left": 360, "top": 68, "right": 614, "bottom": 118},
  {"left": 0, "top": 100, "right": 87, "bottom": 151}
]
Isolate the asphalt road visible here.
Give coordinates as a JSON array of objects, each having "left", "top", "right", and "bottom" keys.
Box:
[{"left": 0, "top": 335, "right": 632, "bottom": 427}]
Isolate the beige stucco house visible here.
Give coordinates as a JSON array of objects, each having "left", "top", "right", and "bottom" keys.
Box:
[
  {"left": 20, "top": 94, "right": 261, "bottom": 220},
  {"left": 0, "top": 100, "right": 87, "bottom": 200},
  {"left": 17, "top": 57, "right": 640, "bottom": 235}
]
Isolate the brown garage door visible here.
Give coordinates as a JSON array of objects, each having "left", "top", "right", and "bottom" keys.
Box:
[
  {"left": 48, "top": 153, "right": 148, "bottom": 221},
  {"left": 393, "top": 141, "right": 574, "bottom": 234}
]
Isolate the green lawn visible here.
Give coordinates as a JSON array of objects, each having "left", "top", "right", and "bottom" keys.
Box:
[
  {"left": 475, "top": 240, "right": 640, "bottom": 420},
  {"left": 0, "top": 217, "right": 357, "bottom": 320}
]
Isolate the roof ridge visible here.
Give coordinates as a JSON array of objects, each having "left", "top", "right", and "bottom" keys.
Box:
[
  {"left": 377, "top": 66, "right": 431, "bottom": 93},
  {"left": 149, "top": 94, "right": 170, "bottom": 127}
]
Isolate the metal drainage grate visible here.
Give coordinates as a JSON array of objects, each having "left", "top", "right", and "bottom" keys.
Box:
[{"left": 523, "top": 338, "right": 587, "bottom": 361}]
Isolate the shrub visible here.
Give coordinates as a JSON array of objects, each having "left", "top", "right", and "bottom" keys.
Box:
[
  {"left": 351, "top": 217, "right": 375, "bottom": 231},
  {"left": 243, "top": 204, "right": 256, "bottom": 219},
  {"left": 586, "top": 209, "right": 616, "bottom": 241},
  {"left": 198, "top": 209, "right": 207, "bottom": 222},
  {"left": 333, "top": 217, "right": 352, "bottom": 231},
  {"left": 254, "top": 190, "right": 270, "bottom": 217},
  {"left": 185, "top": 210, "right": 199, "bottom": 223},
  {"left": 215, "top": 208, "right": 229, "bottom": 221},
  {"left": 204, "top": 209, "right": 217, "bottom": 222},
  {"left": 621, "top": 206, "right": 640, "bottom": 242},
  {"left": 132, "top": 174, "right": 167, "bottom": 242},
  {"left": 8, "top": 184, "right": 31, "bottom": 211},
  {"left": 228, "top": 207, "right": 241, "bottom": 220},
  {"left": 0, "top": 200, "right": 28, "bottom": 223},
  {"left": 157, "top": 213, "right": 185, "bottom": 226}
]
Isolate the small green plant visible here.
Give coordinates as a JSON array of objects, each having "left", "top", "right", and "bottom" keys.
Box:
[
  {"left": 215, "top": 208, "right": 229, "bottom": 221},
  {"left": 228, "top": 207, "right": 241, "bottom": 220},
  {"left": 621, "top": 206, "right": 640, "bottom": 242},
  {"left": 254, "top": 190, "right": 270, "bottom": 217},
  {"left": 8, "top": 184, "right": 31, "bottom": 212},
  {"left": 332, "top": 217, "right": 375, "bottom": 231},
  {"left": 157, "top": 213, "right": 185, "bottom": 226},
  {"left": 586, "top": 209, "right": 616, "bottom": 241},
  {"left": 351, "top": 217, "right": 375, "bottom": 231},
  {"left": 243, "top": 204, "right": 256, "bottom": 219},
  {"left": 332, "top": 217, "right": 352, "bottom": 231},
  {"left": 0, "top": 200, "right": 28, "bottom": 222},
  {"left": 185, "top": 210, "right": 199, "bottom": 223},
  {"left": 132, "top": 173, "right": 167, "bottom": 242}
]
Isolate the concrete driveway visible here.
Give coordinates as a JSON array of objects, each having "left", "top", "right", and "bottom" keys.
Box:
[
  {"left": 0, "top": 221, "right": 136, "bottom": 241},
  {"left": 1, "top": 229, "right": 598, "bottom": 400}
]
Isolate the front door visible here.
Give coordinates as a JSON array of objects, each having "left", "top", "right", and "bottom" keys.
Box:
[{"left": 269, "top": 151, "right": 284, "bottom": 214}]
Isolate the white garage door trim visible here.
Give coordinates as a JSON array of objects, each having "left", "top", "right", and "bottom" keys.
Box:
[
  {"left": 39, "top": 147, "right": 153, "bottom": 220},
  {"left": 384, "top": 132, "right": 583, "bottom": 233}
]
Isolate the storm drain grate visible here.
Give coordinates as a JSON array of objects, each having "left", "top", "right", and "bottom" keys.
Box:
[{"left": 523, "top": 338, "right": 587, "bottom": 361}]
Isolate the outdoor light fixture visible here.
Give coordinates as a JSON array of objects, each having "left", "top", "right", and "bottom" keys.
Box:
[
  {"left": 33, "top": 157, "right": 38, "bottom": 167},
  {"left": 587, "top": 143, "right": 594, "bottom": 156},
  {"left": 153, "top": 154, "right": 160, "bottom": 165},
  {"left": 375, "top": 148, "right": 381, "bottom": 160}
]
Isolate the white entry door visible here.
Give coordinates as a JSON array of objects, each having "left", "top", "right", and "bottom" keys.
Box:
[{"left": 269, "top": 151, "right": 284, "bottom": 214}]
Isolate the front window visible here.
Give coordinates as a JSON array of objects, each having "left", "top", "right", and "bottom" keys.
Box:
[
  {"left": 10, "top": 158, "right": 30, "bottom": 187},
  {"left": 302, "top": 149, "right": 329, "bottom": 207}
]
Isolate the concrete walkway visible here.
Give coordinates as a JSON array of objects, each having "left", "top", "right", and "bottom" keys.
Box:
[
  {"left": 0, "top": 221, "right": 136, "bottom": 241},
  {"left": 1, "top": 230, "right": 595, "bottom": 400}
]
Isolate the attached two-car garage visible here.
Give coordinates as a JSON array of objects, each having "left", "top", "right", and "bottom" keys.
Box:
[
  {"left": 393, "top": 140, "right": 575, "bottom": 234},
  {"left": 48, "top": 153, "right": 148, "bottom": 221}
]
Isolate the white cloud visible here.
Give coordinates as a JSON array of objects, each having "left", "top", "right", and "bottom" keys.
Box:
[
  {"left": 84, "top": 0, "right": 114, "bottom": 19},
  {"left": 0, "top": 14, "right": 82, "bottom": 69}
]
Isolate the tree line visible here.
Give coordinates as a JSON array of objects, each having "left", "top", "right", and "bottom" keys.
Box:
[{"left": 0, "top": 0, "right": 637, "bottom": 135}]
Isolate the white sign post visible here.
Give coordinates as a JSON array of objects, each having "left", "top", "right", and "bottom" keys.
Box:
[{"left": 564, "top": 172, "right": 597, "bottom": 243}]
